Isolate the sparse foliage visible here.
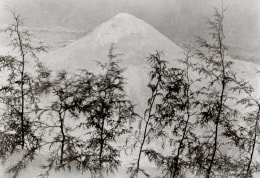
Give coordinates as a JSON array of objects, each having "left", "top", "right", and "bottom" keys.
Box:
[
  {"left": 230, "top": 77, "right": 260, "bottom": 177},
  {"left": 128, "top": 51, "right": 169, "bottom": 177},
  {"left": 72, "top": 45, "right": 136, "bottom": 177},
  {"left": 0, "top": 9, "right": 48, "bottom": 177},
  {"left": 139, "top": 47, "right": 202, "bottom": 178},
  {"left": 38, "top": 71, "right": 91, "bottom": 178},
  {"left": 193, "top": 8, "right": 250, "bottom": 177}
]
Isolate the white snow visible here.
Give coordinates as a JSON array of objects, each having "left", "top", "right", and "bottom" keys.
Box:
[
  {"left": 42, "top": 12, "right": 260, "bottom": 106},
  {"left": 41, "top": 13, "right": 183, "bottom": 71},
  {"left": 94, "top": 13, "right": 148, "bottom": 45}
]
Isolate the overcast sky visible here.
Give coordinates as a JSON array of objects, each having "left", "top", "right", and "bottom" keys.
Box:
[{"left": 0, "top": 0, "right": 259, "bottom": 50}]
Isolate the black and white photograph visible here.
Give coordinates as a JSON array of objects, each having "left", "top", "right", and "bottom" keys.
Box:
[{"left": 0, "top": 0, "right": 259, "bottom": 177}]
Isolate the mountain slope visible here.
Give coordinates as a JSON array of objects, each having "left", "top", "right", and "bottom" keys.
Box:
[
  {"left": 42, "top": 13, "right": 187, "bottom": 110},
  {"left": 43, "top": 13, "right": 183, "bottom": 70},
  {"left": 42, "top": 13, "right": 259, "bottom": 107}
]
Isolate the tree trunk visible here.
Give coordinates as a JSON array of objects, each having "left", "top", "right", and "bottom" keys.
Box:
[
  {"left": 172, "top": 114, "right": 190, "bottom": 178},
  {"left": 99, "top": 115, "right": 105, "bottom": 169},
  {"left": 136, "top": 76, "right": 161, "bottom": 172},
  {"left": 245, "top": 108, "right": 260, "bottom": 177},
  {"left": 206, "top": 78, "right": 225, "bottom": 178},
  {"left": 16, "top": 20, "right": 26, "bottom": 149},
  {"left": 59, "top": 111, "right": 66, "bottom": 164}
]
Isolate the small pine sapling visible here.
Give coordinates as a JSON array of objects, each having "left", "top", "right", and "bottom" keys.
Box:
[
  {"left": 128, "top": 51, "right": 168, "bottom": 177},
  {"left": 142, "top": 47, "right": 201, "bottom": 178},
  {"left": 231, "top": 77, "right": 260, "bottom": 177},
  {"left": 37, "top": 70, "right": 96, "bottom": 177},
  {"left": 194, "top": 7, "right": 247, "bottom": 177},
  {"left": 169, "top": 47, "right": 201, "bottom": 178},
  {"left": 73, "top": 45, "right": 136, "bottom": 177},
  {"left": 0, "top": 9, "right": 47, "bottom": 177}
]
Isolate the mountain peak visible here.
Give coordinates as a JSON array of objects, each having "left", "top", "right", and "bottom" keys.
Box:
[
  {"left": 113, "top": 12, "right": 138, "bottom": 20},
  {"left": 93, "top": 13, "right": 149, "bottom": 45}
]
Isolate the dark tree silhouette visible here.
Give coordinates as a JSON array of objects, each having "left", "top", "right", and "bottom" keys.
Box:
[
  {"left": 231, "top": 77, "right": 260, "bottom": 177},
  {"left": 38, "top": 70, "right": 95, "bottom": 178},
  {"left": 168, "top": 47, "right": 201, "bottom": 178},
  {"left": 69, "top": 45, "right": 136, "bottom": 177},
  {"left": 128, "top": 51, "right": 171, "bottom": 177},
  {"left": 139, "top": 47, "right": 201, "bottom": 178},
  {"left": 0, "top": 9, "right": 48, "bottom": 178},
  {"left": 196, "top": 8, "right": 228, "bottom": 178},
  {"left": 194, "top": 8, "right": 247, "bottom": 177}
]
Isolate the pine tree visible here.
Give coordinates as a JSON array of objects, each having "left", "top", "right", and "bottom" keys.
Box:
[
  {"left": 138, "top": 47, "right": 201, "bottom": 178},
  {"left": 71, "top": 45, "right": 136, "bottom": 177},
  {"left": 38, "top": 70, "right": 94, "bottom": 177},
  {"left": 0, "top": 9, "right": 47, "bottom": 178},
  {"left": 128, "top": 51, "right": 172, "bottom": 177},
  {"left": 168, "top": 47, "right": 201, "bottom": 178},
  {"left": 230, "top": 77, "right": 260, "bottom": 177},
  {"left": 193, "top": 8, "right": 246, "bottom": 177}
]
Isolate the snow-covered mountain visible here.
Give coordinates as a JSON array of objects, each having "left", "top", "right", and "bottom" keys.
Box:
[
  {"left": 42, "top": 13, "right": 185, "bottom": 110},
  {"left": 42, "top": 12, "right": 260, "bottom": 109},
  {"left": 43, "top": 13, "right": 183, "bottom": 69}
]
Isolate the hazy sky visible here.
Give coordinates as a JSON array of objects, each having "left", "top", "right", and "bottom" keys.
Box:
[{"left": 0, "top": 0, "right": 259, "bottom": 50}]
